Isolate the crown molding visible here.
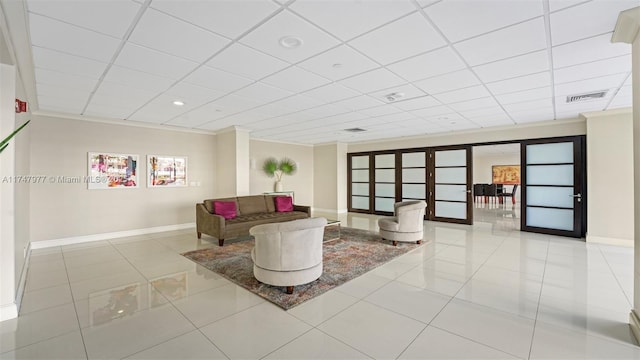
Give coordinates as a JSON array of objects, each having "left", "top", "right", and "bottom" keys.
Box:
[
  {"left": 250, "top": 136, "right": 314, "bottom": 147},
  {"left": 33, "top": 110, "right": 217, "bottom": 135},
  {"left": 581, "top": 107, "right": 632, "bottom": 119},
  {"left": 612, "top": 6, "right": 640, "bottom": 44}
]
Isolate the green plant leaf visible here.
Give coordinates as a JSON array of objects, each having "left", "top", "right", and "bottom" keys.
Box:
[
  {"left": 278, "top": 158, "right": 297, "bottom": 175},
  {"left": 262, "top": 157, "right": 279, "bottom": 177},
  {"left": 0, "top": 120, "right": 30, "bottom": 154}
]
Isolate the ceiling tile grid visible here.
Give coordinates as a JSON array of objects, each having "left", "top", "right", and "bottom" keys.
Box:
[{"left": 22, "top": 0, "right": 634, "bottom": 144}]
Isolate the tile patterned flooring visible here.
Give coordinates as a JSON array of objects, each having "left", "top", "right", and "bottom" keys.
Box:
[{"left": 1, "top": 204, "right": 639, "bottom": 359}]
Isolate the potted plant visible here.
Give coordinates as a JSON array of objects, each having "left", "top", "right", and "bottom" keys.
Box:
[
  {"left": 0, "top": 120, "right": 30, "bottom": 154},
  {"left": 262, "top": 157, "right": 297, "bottom": 192}
]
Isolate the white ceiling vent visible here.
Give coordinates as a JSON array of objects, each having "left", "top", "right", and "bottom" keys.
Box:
[
  {"left": 566, "top": 90, "right": 608, "bottom": 103},
  {"left": 344, "top": 128, "right": 367, "bottom": 133}
]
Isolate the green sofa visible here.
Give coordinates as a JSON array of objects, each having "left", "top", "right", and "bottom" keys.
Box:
[{"left": 196, "top": 194, "right": 310, "bottom": 246}]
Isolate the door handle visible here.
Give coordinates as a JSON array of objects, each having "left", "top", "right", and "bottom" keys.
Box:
[
  {"left": 466, "top": 190, "right": 471, "bottom": 193},
  {"left": 569, "top": 193, "right": 582, "bottom": 202}
]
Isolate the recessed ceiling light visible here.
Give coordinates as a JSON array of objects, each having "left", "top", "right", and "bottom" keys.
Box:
[
  {"left": 279, "top": 36, "right": 303, "bottom": 49},
  {"left": 172, "top": 100, "right": 185, "bottom": 106}
]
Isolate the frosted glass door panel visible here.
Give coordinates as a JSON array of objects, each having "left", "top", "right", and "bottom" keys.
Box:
[
  {"left": 527, "top": 187, "right": 574, "bottom": 208},
  {"left": 375, "top": 198, "right": 395, "bottom": 212},
  {"left": 435, "top": 168, "right": 466, "bottom": 184},
  {"left": 352, "top": 197, "right": 369, "bottom": 209},
  {"left": 402, "top": 184, "right": 426, "bottom": 199},
  {"left": 402, "top": 152, "right": 425, "bottom": 167},
  {"left": 435, "top": 185, "right": 467, "bottom": 201},
  {"left": 375, "top": 184, "right": 395, "bottom": 197},
  {"left": 375, "top": 169, "right": 395, "bottom": 182},
  {"left": 435, "top": 202, "right": 467, "bottom": 219},
  {"left": 527, "top": 142, "right": 573, "bottom": 164},
  {"left": 527, "top": 165, "right": 573, "bottom": 185},
  {"left": 352, "top": 169, "right": 369, "bottom": 182},
  {"left": 526, "top": 208, "right": 573, "bottom": 231},
  {"left": 375, "top": 154, "right": 395, "bottom": 168},
  {"left": 403, "top": 168, "right": 425, "bottom": 183},
  {"left": 352, "top": 156, "right": 369, "bottom": 168},
  {"left": 435, "top": 150, "right": 466, "bottom": 167},
  {"left": 352, "top": 183, "right": 369, "bottom": 196}
]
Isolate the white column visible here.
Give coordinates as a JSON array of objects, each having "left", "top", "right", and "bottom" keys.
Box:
[
  {"left": 0, "top": 62, "right": 17, "bottom": 321},
  {"left": 612, "top": 6, "right": 640, "bottom": 343},
  {"left": 313, "top": 142, "right": 348, "bottom": 216},
  {"left": 215, "top": 126, "right": 251, "bottom": 197}
]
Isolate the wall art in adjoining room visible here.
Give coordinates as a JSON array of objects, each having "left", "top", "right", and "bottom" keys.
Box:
[{"left": 492, "top": 165, "right": 521, "bottom": 185}]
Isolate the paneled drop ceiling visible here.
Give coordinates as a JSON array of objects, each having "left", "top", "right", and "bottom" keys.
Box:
[{"left": 15, "top": 0, "right": 636, "bottom": 144}]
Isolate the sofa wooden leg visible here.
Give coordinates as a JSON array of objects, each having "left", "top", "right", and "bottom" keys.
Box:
[
  {"left": 197, "top": 232, "right": 201, "bottom": 239},
  {"left": 286, "top": 286, "right": 294, "bottom": 294},
  {"left": 392, "top": 240, "right": 398, "bottom": 246},
  {"left": 218, "top": 238, "right": 224, "bottom": 247},
  {"left": 416, "top": 240, "right": 422, "bottom": 245}
]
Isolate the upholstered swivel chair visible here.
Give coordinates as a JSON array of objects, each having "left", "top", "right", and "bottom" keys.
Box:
[
  {"left": 250, "top": 217, "right": 327, "bottom": 294},
  {"left": 378, "top": 200, "right": 427, "bottom": 246}
]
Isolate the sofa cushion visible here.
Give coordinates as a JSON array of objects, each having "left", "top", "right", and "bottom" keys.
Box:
[
  {"left": 265, "top": 195, "right": 276, "bottom": 213},
  {"left": 213, "top": 201, "right": 237, "bottom": 220},
  {"left": 238, "top": 195, "right": 267, "bottom": 215},
  {"left": 274, "top": 196, "right": 293, "bottom": 212},
  {"left": 226, "top": 211, "right": 309, "bottom": 229},
  {"left": 204, "top": 197, "right": 239, "bottom": 215}
]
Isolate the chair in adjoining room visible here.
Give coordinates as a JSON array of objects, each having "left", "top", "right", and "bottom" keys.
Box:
[
  {"left": 498, "top": 184, "right": 519, "bottom": 205},
  {"left": 378, "top": 200, "right": 427, "bottom": 246},
  {"left": 473, "top": 183, "right": 486, "bottom": 203},
  {"left": 249, "top": 217, "right": 327, "bottom": 294},
  {"left": 484, "top": 183, "right": 502, "bottom": 204}
]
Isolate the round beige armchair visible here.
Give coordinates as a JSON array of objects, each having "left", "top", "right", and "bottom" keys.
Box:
[
  {"left": 250, "top": 217, "right": 327, "bottom": 294},
  {"left": 378, "top": 200, "right": 427, "bottom": 246}
]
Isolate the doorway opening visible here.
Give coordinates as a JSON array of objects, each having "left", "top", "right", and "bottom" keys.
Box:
[{"left": 472, "top": 143, "right": 521, "bottom": 232}]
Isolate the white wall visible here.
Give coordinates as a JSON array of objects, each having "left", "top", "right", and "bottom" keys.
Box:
[
  {"left": 584, "top": 109, "right": 634, "bottom": 246},
  {"left": 348, "top": 119, "right": 586, "bottom": 152},
  {"left": 0, "top": 61, "right": 18, "bottom": 321},
  {"left": 249, "top": 139, "right": 314, "bottom": 206},
  {"left": 29, "top": 115, "right": 216, "bottom": 242}
]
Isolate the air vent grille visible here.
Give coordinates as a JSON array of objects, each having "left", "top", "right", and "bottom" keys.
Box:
[
  {"left": 344, "top": 128, "right": 366, "bottom": 133},
  {"left": 566, "top": 91, "right": 607, "bottom": 103}
]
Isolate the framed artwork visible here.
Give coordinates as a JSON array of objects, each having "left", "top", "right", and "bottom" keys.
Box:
[
  {"left": 148, "top": 155, "right": 187, "bottom": 187},
  {"left": 88, "top": 152, "right": 139, "bottom": 189},
  {"left": 492, "top": 165, "right": 521, "bottom": 185}
]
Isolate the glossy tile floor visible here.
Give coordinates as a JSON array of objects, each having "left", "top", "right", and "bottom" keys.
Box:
[{"left": 2, "top": 205, "right": 638, "bottom": 359}]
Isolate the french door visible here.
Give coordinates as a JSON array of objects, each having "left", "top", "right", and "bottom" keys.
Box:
[
  {"left": 428, "top": 146, "right": 473, "bottom": 224},
  {"left": 348, "top": 147, "right": 472, "bottom": 224},
  {"left": 521, "top": 136, "right": 585, "bottom": 237}
]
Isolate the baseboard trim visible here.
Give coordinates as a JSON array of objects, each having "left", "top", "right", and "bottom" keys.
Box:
[
  {"left": 30, "top": 223, "right": 196, "bottom": 249},
  {"left": 14, "top": 242, "right": 31, "bottom": 315},
  {"left": 0, "top": 303, "right": 18, "bottom": 322},
  {"left": 630, "top": 309, "right": 640, "bottom": 344},
  {"left": 312, "top": 208, "right": 348, "bottom": 214},
  {"left": 586, "top": 235, "right": 634, "bottom": 247}
]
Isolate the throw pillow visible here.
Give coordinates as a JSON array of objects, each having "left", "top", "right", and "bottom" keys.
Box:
[
  {"left": 274, "top": 196, "right": 293, "bottom": 212},
  {"left": 213, "top": 201, "right": 237, "bottom": 219}
]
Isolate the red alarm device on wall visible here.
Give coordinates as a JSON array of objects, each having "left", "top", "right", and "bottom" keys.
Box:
[{"left": 15, "top": 99, "right": 27, "bottom": 113}]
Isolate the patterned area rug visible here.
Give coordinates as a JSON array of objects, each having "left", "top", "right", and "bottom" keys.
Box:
[{"left": 182, "top": 227, "right": 420, "bottom": 310}]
